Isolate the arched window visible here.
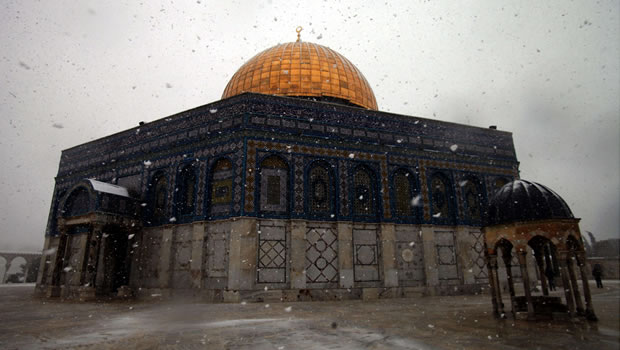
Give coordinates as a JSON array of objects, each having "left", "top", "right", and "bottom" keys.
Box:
[
  {"left": 176, "top": 163, "right": 197, "bottom": 216},
  {"left": 353, "top": 166, "right": 377, "bottom": 217},
  {"left": 210, "top": 158, "right": 233, "bottom": 215},
  {"left": 462, "top": 176, "right": 484, "bottom": 223},
  {"left": 307, "top": 162, "right": 334, "bottom": 216},
  {"left": 430, "top": 173, "right": 455, "bottom": 223},
  {"left": 259, "top": 155, "right": 289, "bottom": 213},
  {"left": 63, "top": 187, "right": 91, "bottom": 217},
  {"left": 393, "top": 169, "right": 415, "bottom": 217},
  {"left": 149, "top": 172, "right": 167, "bottom": 224}
]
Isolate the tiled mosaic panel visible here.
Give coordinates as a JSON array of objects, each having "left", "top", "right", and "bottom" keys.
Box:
[
  {"left": 257, "top": 221, "right": 287, "bottom": 283},
  {"left": 244, "top": 144, "right": 257, "bottom": 212},
  {"left": 352, "top": 225, "right": 380, "bottom": 282},
  {"left": 469, "top": 230, "right": 488, "bottom": 282},
  {"left": 380, "top": 160, "right": 391, "bottom": 218},
  {"left": 435, "top": 230, "right": 459, "bottom": 280},
  {"left": 305, "top": 225, "right": 338, "bottom": 284},
  {"left": 58, "top": 94, "right": 516, "bottom": 181},
  {"left": 338, "top": 160, "right": 349, "bottom": 216},
  {"left": 395, "top": 226, "right": 425, "bottom": 283},
  {"left": 233, "top": 150, "right": 244, "bottom": 214},
  {"left": 294, "top": 156, "right": 305, "bottom": 214},
  {"left": 166, "top": 167, "right": 177, "bottom": 218},
  {"left": 196, "top": 160, "right": 207, "bottom": 215}
]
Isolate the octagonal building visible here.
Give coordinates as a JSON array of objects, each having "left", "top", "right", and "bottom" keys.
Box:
[{"left": 35, "top": 37, "right": 520, "bottom": 301}]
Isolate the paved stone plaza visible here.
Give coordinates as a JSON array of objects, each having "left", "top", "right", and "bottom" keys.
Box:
[{"left": 0, "top": 282, "right": 618, "bottom": 349}]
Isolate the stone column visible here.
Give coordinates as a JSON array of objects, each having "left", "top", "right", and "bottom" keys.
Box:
[
  {"left": 492, "top": 255, "right": 505, "bottom": 317},
  {"left": 49, "top": 225, "right": 69, "bottom": 297},
  {"left": 557, "top": 252, "right": 576, "bottom": 317},
  {"left": 36, "top": 236, "right": 51, "bottom": 286},
  {"left": 95, "top": 232, "right": 107, "bottom": 294},
  {"left": 190, "top": 222, "right": 205, "bottom": 290},
  {"left": 290, "top": 220, "right": 307, "bottom": 289},
  {"left": 158, "top": 226, "right": 174, "bottom": 290},
  {"left": 567, "top": 254, "right": 585, "bottom": 314},
  {"left": 576, "top": 252, "right": 597, "bottom": 321},
  {"left": 128, "top": 228, "right": 144, "bottom": 289},
  {"left": 534, "top": 247, "right": 549, "bottom": 296},
  {"left": 74, "top": 231, "right": 91, "bottom": 286},
  {"left": 421, "top": 225, "right": 439, "bottom": 293},
  {"left": 84, "top": 224, "right": 103, "bottom": 287},
  {"left": 380, "top": 223, "right": 398, "bottom": 288},
  {"left": 517, "top": 250, "right": 535, "bottom": 320},
  {"left": 487, "top": 254, "right": 500, "bottom": 318},
  {"left": 502, "top": 250, "right": 517, "bottom": 319},
  {"left": 79, "top": 224, "right": 103, "bottom": 301},
  {"left": 337, "top": 221, "right": 353, "bottom": 289}
]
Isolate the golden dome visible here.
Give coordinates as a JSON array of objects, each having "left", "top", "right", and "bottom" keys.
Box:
[{"left": 222, "top": 40, "right": 378, "bottom": 110}]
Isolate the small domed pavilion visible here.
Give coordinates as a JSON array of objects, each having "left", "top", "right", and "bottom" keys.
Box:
[{"left": 483, "top": 179, "right": 597, "bottom": 320}]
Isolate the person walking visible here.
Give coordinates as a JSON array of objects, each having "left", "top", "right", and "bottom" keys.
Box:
[
  {"left": 592, "top": 263, "right": 604, "bottom": 288},
  {"left": 545, "top": 264, "right": 556, "bottom": 291}
]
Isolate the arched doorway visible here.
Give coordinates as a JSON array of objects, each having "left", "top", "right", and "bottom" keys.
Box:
[
  {"left": 97, "top": 225, "right": 131, "bottom": 296},
  {"left": 4, "top": 257, "right": 27, "bottom": 283}
]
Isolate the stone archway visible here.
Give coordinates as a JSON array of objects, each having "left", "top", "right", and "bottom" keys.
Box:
[
  {"left": 0, "top": 252, "right": 42, "bottom": 284},
  {"left": 96, "top": 225, "right": 132, "bottom": 296}
]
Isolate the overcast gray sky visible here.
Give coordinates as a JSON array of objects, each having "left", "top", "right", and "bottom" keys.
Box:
[{"left": 1, "top": 0, "right": 618, "bottom": 252}]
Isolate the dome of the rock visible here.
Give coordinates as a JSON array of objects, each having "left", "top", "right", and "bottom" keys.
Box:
[{"left": 222, "top": 39, "right": 378, "bottom": 110}]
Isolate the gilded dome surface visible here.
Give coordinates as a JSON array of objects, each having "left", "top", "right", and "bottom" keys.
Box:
[{"left": 222, "top": 40, "right": 378, "bottom": 110}]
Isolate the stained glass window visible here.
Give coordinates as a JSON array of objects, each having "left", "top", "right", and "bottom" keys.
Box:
[
  {"left": 266, "top": 175, "right": 281, "bottom": 205},
  {"left": 308, "top": 163, "right": 332, "bottom": 215},
  {"left": 393, "top": 170, "right": 414, "bottom": 217},
  {"left": 260, "top": 155, "right": 288, "bottom": 213},
  {"left": 353, "top": 166, "right": 375, "bottom": 216},
  {"left": 210, "top": 158, "right": 233, "bottom": 215}
]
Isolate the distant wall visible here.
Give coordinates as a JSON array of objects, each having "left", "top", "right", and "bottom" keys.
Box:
[
  {"left": 586, "top": 257, "right": 620, "bottom": 280},
  {"left": 592, "top": 239, "right": 620, "bottom": 258}
]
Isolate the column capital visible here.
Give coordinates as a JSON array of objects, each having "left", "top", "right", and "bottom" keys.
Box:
[
  {"left": 57, "top": 220, "right": 68, "bottom": 235},
  {"left": 516, "top": 248, "right": 528, "bottom": 256}
]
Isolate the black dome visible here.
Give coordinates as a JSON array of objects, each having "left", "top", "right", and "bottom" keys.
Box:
[{"left": 486, "top": 179, "right": 574, "bottom": 226}]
